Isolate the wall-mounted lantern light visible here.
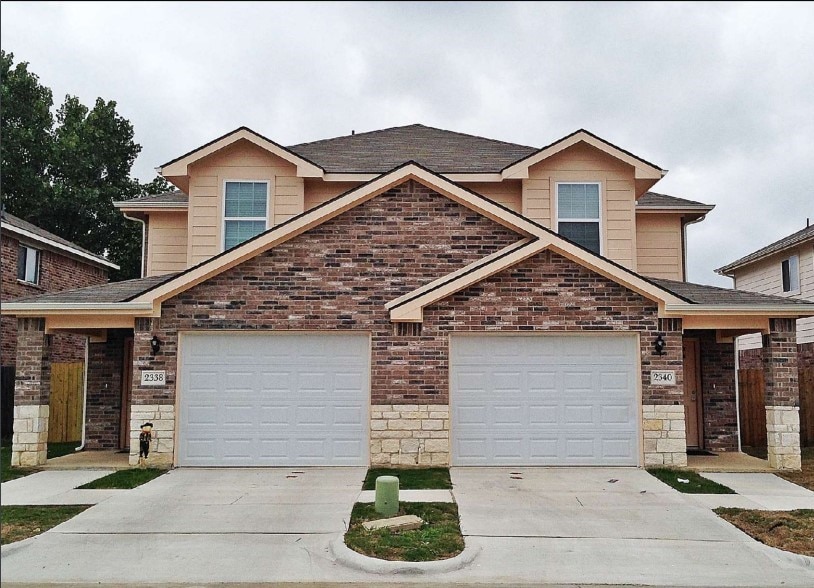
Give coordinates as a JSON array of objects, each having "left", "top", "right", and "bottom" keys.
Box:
[
  {"left": 653, "top": 334, "right": 666, "bottom": 355},
  {"left": 150, "top": 335, "right": 162, "bottom": 355}
]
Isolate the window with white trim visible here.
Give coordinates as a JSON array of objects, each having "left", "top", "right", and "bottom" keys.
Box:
[
  {"left": 223, "top": 181, "right": 268, "bottom": 250},
  {"left": 781, "top": 254, "right": 800, "bottom": 293},
  {"left": 17, "top": 245, "right": 40, "bottom": 284},
  {"left": 556, "top": 183, "right": 601, "bottom": 255}
]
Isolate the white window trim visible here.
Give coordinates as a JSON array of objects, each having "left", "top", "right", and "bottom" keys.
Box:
[
  {"left": 18, "top": 244, "right": 41, "bottom": 285},
  {"left": 221, "top": 179, "right": 271, "bottom": 252},
  {"left": 781, "top": 254, "right": 800, "bottom": 295},
  {"left": 553, "top": 181, "right": 603, "bottom": 255}
]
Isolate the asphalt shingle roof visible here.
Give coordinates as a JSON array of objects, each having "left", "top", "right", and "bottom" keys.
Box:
[
  {"left": 1, "top": 210, "right": 114, "bottom": 267},
  {"left": 7, "top": 273, "right": 178, "bottom": 304},
  {"left": 651, "top": 277, "right": 814, "bottom": 306},
  {"left": 637, "top": 192, "right": 714, "bottom": 210},
  {"left": 287, "top": 124, "right": 538, "bottom": 174},
  {"left": 717, "top": 224, "right": 814, "bottom": 275},
  {"left": 117, "top": 190, "right": 188, "bottom": 205}
]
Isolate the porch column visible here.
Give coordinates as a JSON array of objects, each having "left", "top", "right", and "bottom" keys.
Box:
[
  {"left": 11, "top": 318, "right": 51, "bottom": 466},
  {"left": 763, "top": 318, "right": 801, "bottom": 470}
]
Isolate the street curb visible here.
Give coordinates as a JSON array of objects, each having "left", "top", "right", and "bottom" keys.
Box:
[
  {"left": 329, "top": 536, "right": 481, "bottom": 574},
  {"left": 761, "top": 543, "right": 814, "bottom": 568}
]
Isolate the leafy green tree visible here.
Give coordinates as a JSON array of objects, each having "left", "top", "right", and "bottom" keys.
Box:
[
  {"left": 0, "top": 50, "right": 54, "bottom": 217},
  {"left": 1, "top": 50, "right": 162, "bottom": 281}
]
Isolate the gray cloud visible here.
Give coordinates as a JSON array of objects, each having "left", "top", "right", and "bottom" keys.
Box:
[{"left": 3, "top": 1, "right": 812, "bottom": 286}]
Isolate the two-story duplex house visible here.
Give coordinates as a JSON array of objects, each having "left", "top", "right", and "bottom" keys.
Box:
[
  {"left": 4, "top": 125, "right": 813, "bottom": 470},
  {"left": 716, "top": 224, "right": 814, "bottom": 444}
]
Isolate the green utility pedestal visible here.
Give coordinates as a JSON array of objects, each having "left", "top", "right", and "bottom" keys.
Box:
[{"left": 374, "top": 475, "right": 399, "bottom": 517}]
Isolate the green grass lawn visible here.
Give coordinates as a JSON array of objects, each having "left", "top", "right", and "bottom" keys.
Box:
[
  {"left": 1, "top": 505, "right": 91, "bottom": 545},
  {"left": 77, "top": 468, "right": 165, "bottom": 489},
  {"left": 362, "top": 467, "right": 451, "bottom": 490},
  {"left": 648, "top": 467, "right": 735, "bottom": 494},
  {"left": 344, "top": 502, "right": 464, "bottom": 561}
]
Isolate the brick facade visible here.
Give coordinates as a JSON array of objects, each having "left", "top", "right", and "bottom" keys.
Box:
[
  {"left": 695, "top": 331, "right": 738, "bottom": 451},
  {"left": 11, "top": 318, "right": 51, "bottom": 465},
  {"left": 123, "top": 180, "right": 686, "bottom": 466},
  {"left": 1, "top": 233, "right": 108, "bottom": 366},
  {"left": 85, "top": 330, "right": 130, "bottom": 450}
]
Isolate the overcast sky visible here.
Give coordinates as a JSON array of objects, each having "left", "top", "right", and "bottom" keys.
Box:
[{"left": 3, "top": 1, "right": 813, "bottom": 286}]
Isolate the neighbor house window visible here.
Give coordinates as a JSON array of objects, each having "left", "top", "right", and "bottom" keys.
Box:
[
  {"left": 223, "top": 181, "right": 268, "bottom": 250},
  {"left": 781, "top": 255, "right": 800, "bottom": 293},
  {"left": 556, "top": 183, "right": 601, "bottom": 255},
  {"left": 17, "top": 245, "right": 40, "bottom": 284}
]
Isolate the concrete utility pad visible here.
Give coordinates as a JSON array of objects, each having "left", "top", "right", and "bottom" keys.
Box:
[
  {"left": 54, "top": 467, "right": 367, "bottom": 534},
  {"left": 1, "top": 470, "right": 118, "bottom": 505},
  {"left": 698, "top": 472, "right": 814, "bottom": 510}
]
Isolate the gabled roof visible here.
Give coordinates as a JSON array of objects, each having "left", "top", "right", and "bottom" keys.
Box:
[
  {"left": 159, "top": 127, "right": 324, "bottom": 180},
  {"left": 288, "top": 124, "right": 537, "bottom": 174},
  {"left": 1, "top": 210, "right": 119, "bottom": 270},
  {"left": 500, "top": 129, "right": 665, "bottom": 182},
  {"left": 636, "top": 192, "right": 715, "bottom": 212},
  {"left": 716, "top": 224, "right": 814, "bottom": 276},
  {"left": 7, "top": 273, "right": 176, "bottom": 304}
]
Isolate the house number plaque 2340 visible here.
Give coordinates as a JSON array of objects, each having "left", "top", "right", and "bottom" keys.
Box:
[{"left": 650, "top": 370, "right": 676, "bottom": 386}]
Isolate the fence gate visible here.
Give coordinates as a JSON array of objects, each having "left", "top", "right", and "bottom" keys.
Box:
[
  {"left": 738, "top": 369, "right": 766, "bottom": 448},
  {"left": 801, "top": 367, "right": 814, "bottom": 447},
  {"left": 1, "top": 366, "right": 15, "bottom": 441},
  {"left": 49, "top": 362, "right": 84, "bottom": 443}
]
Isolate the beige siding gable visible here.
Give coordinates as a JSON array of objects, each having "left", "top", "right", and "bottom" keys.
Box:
[
  {"left": 186, "top": 139, "right": 304, "bottom": 265},
  {"left": 146, "top": 212, "right": 188, "bottom": 276},
  {"left": 522, "top": 142, "right": 637, "bottom": 270},
  {"left": 636, "top": 214, "right": 684, "bottom": 280}
]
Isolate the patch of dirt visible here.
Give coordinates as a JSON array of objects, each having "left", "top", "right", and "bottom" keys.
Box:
[
  {"left": 777, "top": 448, "right": 814, "bottom": 491},
  {"left": 716, "top": 508, "right": 814, "bottom": 557}
]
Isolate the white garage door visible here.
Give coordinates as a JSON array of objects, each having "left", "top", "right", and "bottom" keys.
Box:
[
  {"left": 451, "top": 335, "right": 639, "bottom": 466},
  {"left": 179, "top": 333, "right": 369, "bottom": 466}
]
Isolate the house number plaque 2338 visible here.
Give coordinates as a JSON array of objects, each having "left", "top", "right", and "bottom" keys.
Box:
[{"left": 140, "top": 370, "right": 166, "bottom": 387}]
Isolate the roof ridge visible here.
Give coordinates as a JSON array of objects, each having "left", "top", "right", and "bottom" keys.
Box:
[{"left": 288, "top": 123, "right": 537, "bottom": 151}]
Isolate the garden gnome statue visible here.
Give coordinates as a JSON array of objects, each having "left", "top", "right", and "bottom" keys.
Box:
[{"left": 139, "top": 422, "right": 153, "bottom": 467}]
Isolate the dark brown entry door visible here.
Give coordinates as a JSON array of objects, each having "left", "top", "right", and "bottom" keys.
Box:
[
  {"left": 119, "top": 338, "right": 133, "bottom": 450},
  {"left": 683, "top": 338, "right": 703, "bottom": 447}
]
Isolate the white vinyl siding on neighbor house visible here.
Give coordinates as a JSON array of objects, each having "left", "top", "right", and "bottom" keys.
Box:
[
  {"left": 555, "top": 182, "right": 602, "bottom": 255},
  {"left": 223, "top": 181, "right": 268, "bottom": 250},
  {"left": 17, "top": 245, "right": 40, "bottom": 284}
]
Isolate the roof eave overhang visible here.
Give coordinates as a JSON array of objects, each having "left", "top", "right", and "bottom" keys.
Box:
[
  {"left": 1, "top": 222, "right": 120, "bottom": 270},
  {"left": 636, "top": 207, "right": 715, "bottom": 215},
  {"left": 1, "top": 301, "right": 157, "bottom": 316},
  {"left": 663, "top": 303, "right": 814, "bottom": 317},
  {"left": 114, "top": 201, "right": 188, "bottom": 212}
]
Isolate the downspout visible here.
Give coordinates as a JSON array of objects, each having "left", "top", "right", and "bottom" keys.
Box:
[
  {"left": 681, "top": 214, "right": 707, "bottom": 281},
  {"left": 122, "top": 212, "right": 146, "bottom": 278},
  {"left": 734, "top": 336, "right": 742, "bottom": 453},
  {"left": 75, "top": 336, "right": 90, "bottom": 451}
]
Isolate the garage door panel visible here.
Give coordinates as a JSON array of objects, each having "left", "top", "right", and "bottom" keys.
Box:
[
  {"left": 452, "top": 335, "right": 639, "bottom": 466},
  {"left": 179, "top": 333, "right": 368, "bottom": 466}
]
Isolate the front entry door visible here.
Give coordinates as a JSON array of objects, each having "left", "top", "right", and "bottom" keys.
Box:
[{"left": 683, "top": 339, "right": 703, "bottom": 447}]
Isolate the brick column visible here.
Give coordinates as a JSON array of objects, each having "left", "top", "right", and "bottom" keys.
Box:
[
  {"left": 11, "top": 318, "right": 51, "bottom": 466},
  {"left": 128, "top": 318, "right": 176, "bottom": 467},
  {"left": 763, "top": 318, "right": 801, "bottom": 470}
]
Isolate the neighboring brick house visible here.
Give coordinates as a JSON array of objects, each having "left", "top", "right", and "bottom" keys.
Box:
[
  {"left": 1, "top": 210, "right": 117, "bottom": 439},
  {"left": 3, "top": 125, "right": 813, "bottom": 470},
  {"left": 716, "top": 224, "right": 814, "bottom": 443}
]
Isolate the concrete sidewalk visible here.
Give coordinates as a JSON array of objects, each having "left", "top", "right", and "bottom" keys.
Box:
[
  {"left": 690, "top": 472, "right": 814, "bottom": 510},
  {"left": 1, "top": 470, "right": 121, "bottom": 505}
]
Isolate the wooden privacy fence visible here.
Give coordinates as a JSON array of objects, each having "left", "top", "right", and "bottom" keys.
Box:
[
  {"left": 801, "top": 367, "right": 814, "bottom": 447},
  {"left": 738, "top": 369, "right": 766, "bottom": 448},
  {"left": 49, "top": 362, "right": 84, "bottom": 443}
]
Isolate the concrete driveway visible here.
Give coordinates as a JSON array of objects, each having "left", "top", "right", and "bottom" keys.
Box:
[
  {"left": 3, "top": 466, "right": 814, "bottom": 586},
  {"left": 449, "top": 467, "right": 814, "bottom": 586}
]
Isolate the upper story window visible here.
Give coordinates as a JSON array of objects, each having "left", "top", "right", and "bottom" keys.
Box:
[
  {"left": 781, "top": 254, "right": 800, "bottom": 293},
  {"left": 556, "top": 183, "right": 601, "bottom": 255},
  {"left": 223, "top": 181, "right": 268, "bottom": 250},
  {"left": 17, "top": 245, "right": 41, "bottom": 284}
]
